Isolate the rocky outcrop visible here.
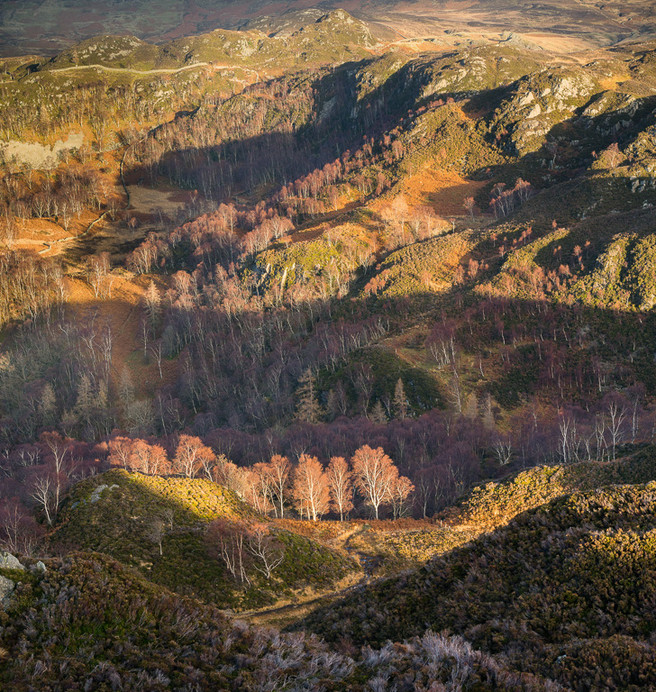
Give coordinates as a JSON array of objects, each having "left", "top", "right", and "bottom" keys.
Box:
[
  {"left": 0, "top": 575, "right": 15, "bottom": 606},
  {"left": 0, "top": 552, "right": 25, "bottom": 571},
  {"left": 491, "top": 66, "right": 597, "bottom": 155}
]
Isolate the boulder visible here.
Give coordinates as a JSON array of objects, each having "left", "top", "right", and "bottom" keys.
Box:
[
  {"left": 0, "top": 552, "right": 25, "bottom": 571},
  {"left": 0, "top": 575, "right": 15, "bottom": 605},
  {"left": 32, "top": 561, "right": 47, "bottom": 574},
  {"left": 526, "top": 104, "right": 542, "bottom": 119}
]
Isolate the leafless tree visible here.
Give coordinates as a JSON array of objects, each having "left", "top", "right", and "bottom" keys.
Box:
[
  {"left": 173, "top": 435, "right": 214, "bottom": 478},
  {"left": 352, "top": 445, "right": 399, "bottom": 520},
  {"left": 463, "top": 196, "right": 475, "bottom": 219},
  {"left": 246, "top": 524, "right": 284, "bottom": 580},
  {"left": 31, "top": 474, "right": 56, "bottom": 526},
  {"left": 606, "top": 399, "right": 627, "bottom": 461},
  {"left": 148, "top": 518, "right": 165, "bottom": 556},
  {"left": 326, "top": 456, "right": 353, "bottom": 521},
  {"left": 390, "top": 475, "right": 415, "bottom": 519},
  {"left": 493, "top": 438, "right": 513, "bottom": 466},
  {"left": 268, "top": 455, "right": 290, "bottom": 519},
  {"left": 210, "top": 519, "right": 250, "bottom": 584},
  {"left": 292, "top": 455, "right": 330, "bottom": 521}
]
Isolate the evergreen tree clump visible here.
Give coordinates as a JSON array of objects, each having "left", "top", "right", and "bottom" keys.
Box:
[
  {"left": 295, "top": 368, "right": 324, "bottom": 424},
  {"left": 393, "top": 378, "right": 408, "bottom": 420}
]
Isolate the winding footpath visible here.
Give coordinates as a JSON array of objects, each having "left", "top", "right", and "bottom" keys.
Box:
[
  {"left": 37, "top": 210, "right": 108, "bottom": 255},
  {"left": 46, "top": 60, "right": 262, "bottom": 82},
  {"left": 48, "top": 62, "right": 210, "bottom": 76}
]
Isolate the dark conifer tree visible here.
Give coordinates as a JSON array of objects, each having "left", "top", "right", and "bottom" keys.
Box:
[
  {"left": 295, "top": 368, "right": 324, "bottom": 424},
  {"left": 369, "top": 400, "right": 387, "bottom": 424},
  {"left": 393, "top": 378, "right": 408, "bottom": 420}
]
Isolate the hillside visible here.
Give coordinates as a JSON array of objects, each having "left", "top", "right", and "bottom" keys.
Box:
[
  {"left": 2, "top": 0, "right": 656, "bottom": 57},
  {"left": 1, "top": 26, "right": 656, "bottom": 471},
  {"left": 0, "top": 551, "right": 562, "bottom": 690},
  {"left": 45, "top": 445, "right": 656, "bottom": 611},
  {"left": 43, "top": 11, "right": 375, "bottom": 71},
  {"left": 1, "top": 29, "right": 656, "bottom": 523},
  {"left": 6, "top": 453, "right": 656, "bottom": 688},
  {"left": 50, "top": 469, "right": 359, "bottom": 609},
  {"left": 299, "top": 482, "right": 656, "bottom": 689},
  {"left": 2, "top": 8, "right": 656, "bottom": 690},
  {"left": 299, "top": 446, "right": 656, "bottom": 580}
]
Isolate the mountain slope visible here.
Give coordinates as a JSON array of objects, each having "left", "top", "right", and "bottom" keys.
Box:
[
  {"left": 299, "top": 482, "right": 656, "bottom": 689},
  {"left": 0, "top": 551, "right": 560, "bottom": 690},
  {"left": 2, "top": 0, "right": 655, "bottom": 57}
]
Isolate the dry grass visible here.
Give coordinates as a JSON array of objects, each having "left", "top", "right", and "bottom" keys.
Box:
[
  {"left": 63, "top": 273, "right": 177, "bottom": 398},
  {"left": 9, "top": 209, "right": 108, "bottom": 256},
  {"left": 126, "top": 184, "right": 196, "bottom": 219},
  {"left": 243, "top": 569, "right": 364, "bottom": 628},
  {"left": 10, "top": 218, "right": 70, "bottom": 253},
  {"left": 375, "top": 165, "right": 488, "bottom": 219},
  {"left": 598, "top": 74, "right": 630, "bottom": 91},
  {"left": 519, "top": 33, "right": 594, "bottom": 53}
]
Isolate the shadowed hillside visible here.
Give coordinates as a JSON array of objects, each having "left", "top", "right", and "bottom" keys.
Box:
[
  {"left": 298, "top": 481, "right": 656, "bottom": 689},
  {"left": 0, "top": 551, "right": 561, "bottom": 690}
]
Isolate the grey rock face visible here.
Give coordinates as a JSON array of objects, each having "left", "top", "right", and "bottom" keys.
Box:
[
  {"left": 0, "top": 552, "right": 25, "bottom": 571},
  {"left": 0, "top": 575, "right": 15, "bottom": 605}
]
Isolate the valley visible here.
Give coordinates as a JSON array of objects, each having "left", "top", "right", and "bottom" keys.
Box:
[{"left": 0, "top": 4, "right": 656, "bottom": 690}]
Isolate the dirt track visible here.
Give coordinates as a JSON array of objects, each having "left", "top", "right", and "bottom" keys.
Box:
[{"left": 48, "top": 62, "right": 209, "bottom": 75}]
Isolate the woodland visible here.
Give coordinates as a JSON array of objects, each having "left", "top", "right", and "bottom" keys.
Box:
[{"left": 0, "top": 6, "right": 656, "bottom": 690}]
